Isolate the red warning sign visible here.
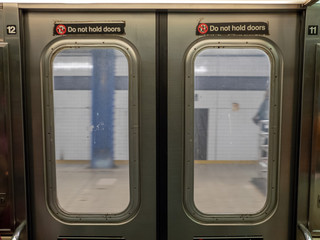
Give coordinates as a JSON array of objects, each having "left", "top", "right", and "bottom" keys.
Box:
[
  {"left": 197, "top": 23, "right": 208, "bottom": 35},
  {"left": 56, "top": 24, "right": 67, "bottom": 35},
  {"left": 196, "top": 22, "right": 269, "bottom": 35},
  {"left": 53, "top": 22, "right": 126, "bottom": 35}
]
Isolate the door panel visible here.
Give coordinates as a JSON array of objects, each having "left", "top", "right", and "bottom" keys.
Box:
[
  {"left": 22, "top": 9, "right": 302, "bottom": 240},
  {"left": 24, "top": 11, "right": 156, "bottom": 239},
  {"left": 168, "top": 12, "right": 300, "bottom": 239}
]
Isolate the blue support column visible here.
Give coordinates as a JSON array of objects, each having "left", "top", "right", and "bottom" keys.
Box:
[{"left": 91, "top": 49, "right": 115, "bottom": 168}]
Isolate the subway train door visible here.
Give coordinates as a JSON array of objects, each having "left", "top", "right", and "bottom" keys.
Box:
[
  {"left": 23, "top": 10, "right": 156, "bottom": 240},
  {"left": 168, "top": 10, "right": 301, "bottom": 240}
]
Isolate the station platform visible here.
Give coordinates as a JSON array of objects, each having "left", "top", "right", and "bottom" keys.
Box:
[{"left": 56, "top": 161, "right": 267, "bottom": 214}]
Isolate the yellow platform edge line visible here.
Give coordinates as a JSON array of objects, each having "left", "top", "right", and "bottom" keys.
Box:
[
  {"left": 0, "top": 237, "right": 11, "bottom": 240},
  {"left": 56, "top": 160, "right": 259, "bottom": 165},
  {"left": 56, "top": 160, "right": 129, "bottom": 165},
  {"left": 195, "top": 160, "right": 259, "bottom": 164}
]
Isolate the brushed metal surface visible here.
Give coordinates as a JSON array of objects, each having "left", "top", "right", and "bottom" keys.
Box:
[
  {"left": 309, "top": 41, "right": 320, "bottom": 231},
  {"left": 0, "top": 42, "right": 13, "bottom": 234},
  {"left": 1, "top": 3, "right": 314, "bottom": 240},
  {"left": 168, "top": 11, "right": 301, "bottom": 240},
  {"left": 305, "top": 0, "right": 319, "bottom": 6},
  {"left": 3, "top": 3, "right": 27, "bottom": 239},
  {"left": 24, "top": 11, "right": 156, "bottom": 240},
  {"left": 298, "top": 3, "right": 320, "bottom": 234}
]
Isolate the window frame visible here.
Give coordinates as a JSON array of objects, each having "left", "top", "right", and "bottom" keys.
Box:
[
  {"left": 41, "top": 37, "right": 140, "bottom": 224},
  {"left": 183, "top": 37, "right": 283, "bottom": 224}
]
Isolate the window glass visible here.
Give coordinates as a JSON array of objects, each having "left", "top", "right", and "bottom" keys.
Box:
[
  {"left": 193, "top": 48, "right": 270, "bottom": 214},
  {"left": 52, "top": 48, "right": 129, "bottom": 214}
]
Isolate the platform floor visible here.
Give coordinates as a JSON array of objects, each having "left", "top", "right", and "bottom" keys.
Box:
[
  {"left": 56, "top": 162, "right": 267, "bottom": 214},
  {"left": 194, "top": 162, "right": 266, "bottom": 214}
]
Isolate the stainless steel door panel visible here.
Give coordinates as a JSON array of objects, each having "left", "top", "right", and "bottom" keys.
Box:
[
  {"left": 24, "top": 11, "right": 156, "bottom": 240},
  {"left": 168, "top": 12, "right": 301, "bottom": 240}
]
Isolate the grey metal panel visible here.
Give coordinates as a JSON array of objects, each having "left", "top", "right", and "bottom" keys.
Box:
[
  {"left": 298, "top": 3, "right": 320, "bottom": 236},
  {"left": 168, "top": 12, "right": 301, "bottom": 240},
  {"left": 0, "top": 42, "right": 14, "bottom": 234},
  {"left": 305, "top": 0, "right": 319, "bottom": 6},
  {"left": 24, "top": 11, "right": 156, "bottom": 240},
  {"left": 3, "top": 3, "right": 27, "bottom": 238},
  {"left": 309, "top": 43, "right": 320, "bottom": 233}
]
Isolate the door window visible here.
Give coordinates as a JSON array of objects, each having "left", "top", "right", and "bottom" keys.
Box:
[
  {"left": 184, "top": 40, "right": 282, "bottom": 223},
  {"left": 43, "top": 40, "right": 140, "bottom": 223}
]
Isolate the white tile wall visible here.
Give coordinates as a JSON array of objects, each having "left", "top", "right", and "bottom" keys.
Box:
[
  {"left": 195, "top": 56, "right": 270, "bottom": 77},
  {"left": 215, "top": 108, "right": 260, "bottom": 160},
  {"left": 195, "top": 49, "right": 270, "bottom": 77},
  {"left": 54, "top": 108, "right": 92, "bottom": 160},
  {"left": 54, "top": 90, "right": 92, "bottom": 108},
  {"left": 54, "top": 90, "right": 129, "bottom": 161},
  {"left": 195, "top": 90, "right": 265, "bottom": 161},
  {"left": 114, "top": 91, "right": 129, "bottom": 160},
  {"left": 54, "top": 90, "right": 266, "bottom": 162}
]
